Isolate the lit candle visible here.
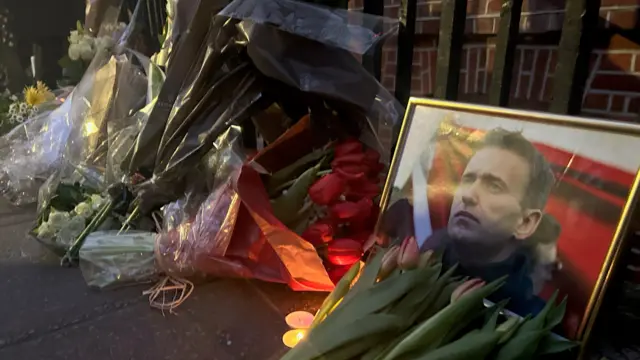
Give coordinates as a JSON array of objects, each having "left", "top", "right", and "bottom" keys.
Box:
[
  {"left": 285, "top": 311, "right": 315, "bottom": 329},
  {"left": 282, "top": 329, "right": 306, "bottom": 348}
]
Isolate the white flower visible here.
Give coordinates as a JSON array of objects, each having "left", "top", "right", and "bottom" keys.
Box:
[
  {"left": 69, "top": 30, "right": 81, "bottom": 45},
  {"left": 68, "top": 44, "right": 81, "bottom": 61},
  {"left": 9, "top": 94, "right": 17, "bottom": 101},
  {"left": 78, "top": 42, "right": 95, "bottom": 61},
  {"left": 89, "top": 194, "right": 106, "bottom": 211},
  {"left": 74, "top": 201, "right": 94, "bottom": 218},
  {"left": 8, "top": 103, "right": 18, "bottom": 115},
  {"left": 95, "top": 36, "right": 114, "bottom": 51},
  {"left": 36, "top": 221, "right": 54, "bottom": 239},
  {"left": 48, "top": 210, "right": 71, "bottom": 231}
]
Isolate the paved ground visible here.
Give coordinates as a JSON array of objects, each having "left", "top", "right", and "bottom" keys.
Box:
[{"left": 0, "top": 199, "right": 324, "bottom": 360}]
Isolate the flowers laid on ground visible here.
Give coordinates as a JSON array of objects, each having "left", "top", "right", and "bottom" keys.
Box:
[
  {"left": 280, "top": 236, "right": 577, "bottom": 359},
  {"left": 266, "top": 138, "right": 384, "bottom": 284}
]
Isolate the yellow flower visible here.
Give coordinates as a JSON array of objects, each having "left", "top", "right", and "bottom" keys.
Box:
[{"left": 23, "top": 81, "right": 54, "bottom": 106}]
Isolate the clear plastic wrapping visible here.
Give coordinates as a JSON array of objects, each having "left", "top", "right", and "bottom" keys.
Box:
[
  {"left": 79, "top": 230, "right": 158, "bottom": 289},
  {"left": 155, "top": 125, "right": 245, "bottom": 277},
  {"left": 36, "top": 48, "right": 162, "bottom": 213}
]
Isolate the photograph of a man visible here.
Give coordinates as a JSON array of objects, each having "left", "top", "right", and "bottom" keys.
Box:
[{"left": 381, "top": 128, "right": 557, "bottom": 316}]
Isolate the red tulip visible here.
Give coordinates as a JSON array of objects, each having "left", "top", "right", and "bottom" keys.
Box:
[
  {"left": 334, "top": 166, "right": 368, "bottom": 182},
  {"left": 369, "top": 162, "right": 385, "bottom": 177},
  {"left": 363, "top": 148, "right": 381, "bottom": 167},
  {"left": 451, "top": 278, "right": 486, "bottom": 303},
  {"left": 397, "top": 236, "right": 420, "bottom": 270},
  {"left": 349, "top": 231, "right": 372, "bottom": 244},
  {"left": 308, "top": 173, "right": 346, "bottom": 205},
  {"left": 332, "top": 153, "right": 367, "bottom": 167},
  {"left": 334, "top": 138, "right": 363, "bottom": 157},
  {"left": 301, "top": 222, "right": 334, "bottom": 247},
  {"left": 330, "top": 198, "right": 373, "bottom": 223},
  {"left": 344, "top": 181, "right": 380, "bottom": 201},
  {"left": 327, "top": 238, "right": 363, "bottom": 266},
  {"left": 327, "top": 264, "right": 352, "bottom": 284}
]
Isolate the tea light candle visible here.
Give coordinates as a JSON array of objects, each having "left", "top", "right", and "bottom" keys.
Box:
[
  {"left": 282, "top": 329, "right": 306, "bottom": 348},
  {"left": 285, "top": 311, "right": 315, "bottom": 329}
]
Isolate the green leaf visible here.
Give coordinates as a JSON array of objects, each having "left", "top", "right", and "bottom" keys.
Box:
[
  {"left": 329, "top": 267, "right": 427, "bottom": 324},
  {"left": 281, "top": 314, "right": 403, "bottom": 360},
  {"left": 271, "top": 162, "right": 321, "bottom": 225},
  {"left": 266, "top": 148, "right": 330, "bottom": 194},
  {"left": 413, "top": 329, "right": 501, "bottom": 360},
  {"left": 342, "top": 247, "right": 387, "bottom": 303},
  {"left": 537, "top": 334, "right": 579, "bottom": 355},
  {"left": 381, "top": 276, "right": 507, "bottom": 360},
  {"left": 309, "top": 262, "right": 360, "bottom": 329},
  {"left": 544, "top": 296, "right": 567, "bottom": 330},
  {"left": 494, "top": 329, "right": 547, "bottom": 360}
]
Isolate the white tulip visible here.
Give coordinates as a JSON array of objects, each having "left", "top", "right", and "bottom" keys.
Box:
[
  {"left": 68, "top": 44, "right": 81, "bottom": 61},
  {"left": 89, "top": 194, "right": 106, "bottom": 211},
  {"left": 36, "top": 222, "right": 55, "bottom": 239},
  {"left": 48, "top": 210, "right": 71, "bottom": 231}
]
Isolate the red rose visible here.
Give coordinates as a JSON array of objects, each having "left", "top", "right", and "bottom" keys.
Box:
[
  {"left": 301, "top": 222, "right": 334, "bottom": 246},
  {"left": 308, "top": 173, "right": 346, "bottom": 205},
  {"left": 327, "top": 238, "right": 363, "bottom": 266}
]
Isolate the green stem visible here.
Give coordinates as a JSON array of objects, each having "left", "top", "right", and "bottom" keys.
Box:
[
  {"left": 61, "top": 199, "right": 113, "bottom": 267},
  {"left": 118, "top": 205, "right": 140, "bottom": 234}
]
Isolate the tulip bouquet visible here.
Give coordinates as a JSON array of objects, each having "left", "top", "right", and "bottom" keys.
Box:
[
  {"left": 280, "top": 236, "right": 577, "bottom": 360},
  {"left": 265, "top": 137, "right": 384, "bottom": 284}
]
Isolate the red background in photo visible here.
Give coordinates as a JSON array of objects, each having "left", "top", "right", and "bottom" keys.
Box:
[{"left": 423, "top": 128, "right": 635, "bottom": 338}]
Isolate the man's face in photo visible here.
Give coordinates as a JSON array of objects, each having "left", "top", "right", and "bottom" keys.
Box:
[{"left": 447, "top": 146, "right": 542, "bottom": 249}]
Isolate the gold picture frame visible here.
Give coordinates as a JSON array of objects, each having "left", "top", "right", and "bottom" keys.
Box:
[{"left": 377, "top": 97, "right": 640, "bottom": 353}]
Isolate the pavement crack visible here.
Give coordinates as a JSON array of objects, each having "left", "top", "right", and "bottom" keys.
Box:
[{"left": 0, "top": 296, "right": 146, "bottom": 350}]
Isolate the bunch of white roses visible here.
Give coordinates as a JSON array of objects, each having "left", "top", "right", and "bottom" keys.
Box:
[
  {"left": 67, "top": 22, "right": 126, "bottom": 62},
  {"left": 36, "top": 194, "right": 108, "bottom": 246}
]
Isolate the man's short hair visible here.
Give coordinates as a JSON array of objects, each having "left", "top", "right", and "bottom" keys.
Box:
[{"left": 478, "top": 128, "right": 555, "bottom": 209}]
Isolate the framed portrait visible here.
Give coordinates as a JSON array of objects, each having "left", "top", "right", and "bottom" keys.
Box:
[{"left": 375, "top": 98, "right": 640, "bottom": 345}]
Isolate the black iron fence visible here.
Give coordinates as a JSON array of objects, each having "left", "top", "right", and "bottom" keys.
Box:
[{"left": 362, "top": 0, "right": 603, "bottom": 116}]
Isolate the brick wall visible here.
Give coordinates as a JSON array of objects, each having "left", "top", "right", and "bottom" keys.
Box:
[{"left": 351, "top": 0, "right": 640, "bottom": 123}]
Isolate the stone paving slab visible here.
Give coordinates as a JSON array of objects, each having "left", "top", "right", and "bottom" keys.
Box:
[{"left": 0, "top": 199, "right": 323, "bottom": 360}]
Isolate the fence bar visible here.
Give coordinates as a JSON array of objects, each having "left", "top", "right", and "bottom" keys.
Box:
[
  {"left": 549, "top": 0, "right": 601, "bottom": 114},
  {"left": 394, "top": 0, "right": 417, "bottom": 106},
  {"left": 434, "top": 0, "right": 467, "bottom": 100},
  {"left": 362, "top": 0, "right": 384, "bottom": 80},
  {"left": 488, "top": 0, "right": 523, "bottom": 107}
]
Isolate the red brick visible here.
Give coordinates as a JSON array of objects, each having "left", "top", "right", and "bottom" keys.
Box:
[
  {"left": 412, "top": 78, "right": 423, "bottom": 94},
  {"left": 417, "top": 3, "right": 431, "bottom": 18},
  {"left": 382, "top": 76, "right": 395, "bottom": 90},
  {"left": 476, "top": 17, "right": 494, "bottom": 33},
  {"left": 385, "top": 49, "right": 397, "bottom": 64},
  {"left": 465, "top": 19, "right": 475, "bottom": 34},
  {"left": 521, "top": 49, "right": 535, "bottom": 72},
  {"left": 592, "top": 74, "right": 640, "bottom": 92},
  {"left": 601, "top": 53, "right": 634, "bottom": 71},
  {"left": 583, "top": 93, "right": 610, "bottom": 110},
  {"left": 485, "top": 0, "right": 501, "bottom": 14},
  {"left": 466, "top": 0, "right": 482, "bottom": 15},
  {"left": 421, "top": 19, "right": 440, "bottom": 34},
  {"left": 608, "top": 11, "right": 637, "bottom": 30}
]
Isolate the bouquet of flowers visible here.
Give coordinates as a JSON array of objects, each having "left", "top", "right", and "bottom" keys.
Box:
[
  {"left": 280, "top": 237, "right": 578, "bottom": 360},
  {"left": 0, "top": 82, "right": 55, "bottom": 134},
  {"left": 58, "top": 21, "right": 127, "bottom": 86}
]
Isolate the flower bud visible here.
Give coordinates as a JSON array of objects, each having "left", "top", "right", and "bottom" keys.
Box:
[
  {"left": 397, "top": 236, "right": 420, "bottom": 270},
  {"left": 418, "top": 249, "right": 435, "bottom": 268},
  {"left": 378, "top": 246, "right": 399, "bottom": 280},
  {"left": 451, "top": 278, "right": 486, "bottom": 303},
  {"left": 327, "top": 239, "right": 363, "bottom": 266}
]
